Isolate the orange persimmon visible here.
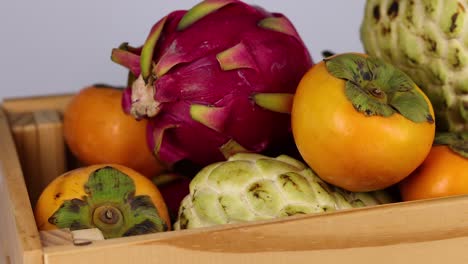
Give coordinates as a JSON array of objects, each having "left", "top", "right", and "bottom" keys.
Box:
[
  {"left": 63, "top": 85, "right": 166, "bottom": 178},
  {"left": 399, "top": 134, "right": 468, "bottom": 201},
  {"left": 34, "top": 164, "right": 171, "bottom": 238},
  {"left": 291, "top": 53, "right": 436, "bottom": 192}
]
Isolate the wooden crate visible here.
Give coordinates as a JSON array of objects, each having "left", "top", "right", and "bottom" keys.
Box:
[{"left": 2, "top": 94, "right": 468, "bottom": 264}]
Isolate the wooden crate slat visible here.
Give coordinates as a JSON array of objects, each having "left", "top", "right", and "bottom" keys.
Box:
[
  {"left": 9, "top": 110, "right": 67, "bottom": 208},
  {"left": 42, "top": 236, "right": 468, "bottom": 264},
  {"left": 39, "top": 229, "right": 73, "bottom": 248},
  {"left": 39, "top": 194, "right": 468, "bottom": 263},
  {"left": 1, "top": 94, "right": 72, "bottom": 115},
  {"left": 0, "top": 109, "right": 43, "bottom": 264},
  {"left": 33, "top": 110, "right": 67, "bottom": 205}
]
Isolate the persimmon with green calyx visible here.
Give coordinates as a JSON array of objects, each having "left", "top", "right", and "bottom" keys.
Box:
[
  {"left": 34, "top": 164, "right": 171, "bottom": 238},
  {"left": 291, "top": 53, "right": 436, "bottom": 192},
  {"left": 399, "top": 132, "right": 468, "bottom": 201}
]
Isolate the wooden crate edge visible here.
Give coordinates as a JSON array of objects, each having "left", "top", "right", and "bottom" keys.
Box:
[
  {"left": 39, "top": 197, "right": 468, "bottom": 264},
  {"left": 1, "top": 93, "right": 73, "bottom": 114},
  {"left": 40, "top": 194, "right": 468, "bottom": 255},
  {"left": 0, "top": 107, "right": 43, "bottom": 264}
]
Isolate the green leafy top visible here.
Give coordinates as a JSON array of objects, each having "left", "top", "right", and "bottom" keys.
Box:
[
  {"left": 48, "top": 166, "right": 168, "bottom": 239},
  {"left": 325, "top": 53, "right": 434, "bottom": 123}
]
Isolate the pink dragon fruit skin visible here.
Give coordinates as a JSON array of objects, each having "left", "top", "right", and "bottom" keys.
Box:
[{"left": 112, "top": 0, "right": 313, "bottom": 167}]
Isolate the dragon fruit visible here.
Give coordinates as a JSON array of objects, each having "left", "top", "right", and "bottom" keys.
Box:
[{"left": 111, "top": 0, "right": 313, "bottom": 167}]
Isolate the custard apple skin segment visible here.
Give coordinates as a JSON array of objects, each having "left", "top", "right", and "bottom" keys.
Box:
[
  {"left": 360, "top": 0, "right": 468, "bottom": 132},
  {"left": 174, "top": 153, "right": 393, "bottom": 230}
]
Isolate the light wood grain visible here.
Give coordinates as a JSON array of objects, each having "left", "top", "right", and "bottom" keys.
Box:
[
  {"left": 39, "top": 194, "right": 468, "bottom": 263},
  {"left": 39, "top": 229, "right": 73, "bottom": 248},
  {"left": 0, "top": 108, "right": 43, "bottom": 264},
  {"left": 9, "top": 111, "right": 67, "bottom": 207},
  {"left": 43, "top": 236, "right": 468, "bottom": 264},
  {"left": 40, "top": 228, "right": 105, "bottom": 248},
  {"left": 33, "top": 110, "right": 67, "bottom": 206},
  {"left": 71, "top": 228, "right": 105, "bottom": 246},
  {"left": 1, "top": 94, "right": 72, "bottom": 115},
  {"left": 10, "top": 112, "right": 40, "bottom": 209}
]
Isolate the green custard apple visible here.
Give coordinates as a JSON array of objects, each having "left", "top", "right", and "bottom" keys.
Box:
[
  {"left": 360, "top": 0, "right": 468, "bottom": 132},
  {"left": 174, "top": 153, "right": 394, "bottom": 230}
]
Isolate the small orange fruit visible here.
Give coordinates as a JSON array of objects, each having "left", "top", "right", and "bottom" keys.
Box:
[
  {"left": 63, "top": 85, "right": 166, "bottom": 178},
  {"left": 399, "top": 133, "right": 468, "bottom": 201},
  {"left": 34, "top": 164, "right": 171, "bottom": 238}
]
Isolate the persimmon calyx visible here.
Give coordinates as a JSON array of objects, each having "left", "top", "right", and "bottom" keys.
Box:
[
  {"left": 47, "top": 166, "right": 168, "bottom": 239},
  {"left": 324, "top": 53, "right": 434, "bottom": 124}
]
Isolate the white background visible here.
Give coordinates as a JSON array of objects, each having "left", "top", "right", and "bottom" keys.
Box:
[{"left": 0, "top": 0, "right": 366, "bottom": 100}]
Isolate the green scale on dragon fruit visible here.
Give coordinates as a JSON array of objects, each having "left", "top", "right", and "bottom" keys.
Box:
[{"left": 112, "top": 0, "right": 313, "bottom": 167}]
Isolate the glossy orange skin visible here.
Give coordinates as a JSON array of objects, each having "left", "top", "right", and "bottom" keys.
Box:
[
  {"left": 291, "top": 58, "right": 436, "bottom": 192},
  {"left": 399, "top": 145, "right": 468, "bottom": 201},
  {"left": 63, "top": 86, "right": 166, "bottom": 178},
  {"left": 34, "top": 164, "right": 171, "bottom": 231}
]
